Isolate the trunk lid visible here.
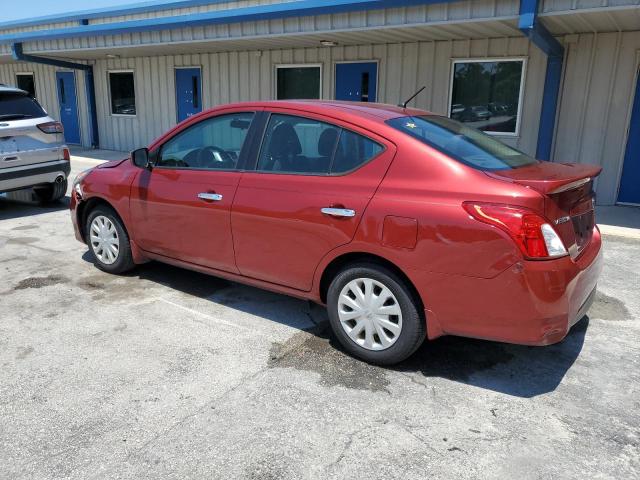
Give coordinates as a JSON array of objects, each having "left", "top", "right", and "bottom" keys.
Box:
[{"left": 486, "top": 162, "right": 602, "bottom": 258}]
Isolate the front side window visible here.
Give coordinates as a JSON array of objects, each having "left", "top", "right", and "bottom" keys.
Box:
[
  {"left": 257, "top": 113, "right": 383, "bottom": 175},
  {"left": 276, "top": 65, "right": 321, "bottom": 100},
  {"left": 449, "top": 60, "right": 524, "bottom": 135},
  {"left": 387, "top": 115, "right": 538, "bottom": 171},
  {"left": 16, "top": 74, "right": 36, "bottom": 98},
  {"left": 157, "top": 112, "right": 254, "bottom": 170},
  {"left": 109, "top": 72, "right": 136, "bottom": 116}
]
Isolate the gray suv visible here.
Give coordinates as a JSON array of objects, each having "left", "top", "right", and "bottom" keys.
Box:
[{"left": 0, "top": 85, "right": 70, "bottom": 203}]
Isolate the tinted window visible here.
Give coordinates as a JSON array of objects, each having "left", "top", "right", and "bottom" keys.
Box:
[
  {"left": 109, "top": 72, "right": 136, "bottom": 115},
  {"left": 257, "top": 114, "right": 383, "bottom": 175},
  {"left": 0, "top": 92, "right": 47, "bottom": 120},
  {"left": 450, "top": 60, "right": 523, "bottom": 134},
  {"left": 16, "top": 74, "right": 36, "bottom": 97},
  {"left": 276, "top": 66, "right": 321, "bottom": 100},
  {"left": 157, "top": 112, "right": 254, "bottom": 170},
  {"left": 332, "top": 129, "right": 383, "bottom": 174},
  {"left": 387, "top": 115, "right": 537, "bottom": 171}
]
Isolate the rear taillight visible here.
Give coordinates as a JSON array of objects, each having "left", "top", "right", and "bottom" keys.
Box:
[
  {"left": 63, "top": 148, "right": 70, "bottom": 161},
  {"left": 463, "top": 202, "right": 568, "bottom": 259},
  {"left": 37, "top": 121, "right": 64, "bottom": 134}
]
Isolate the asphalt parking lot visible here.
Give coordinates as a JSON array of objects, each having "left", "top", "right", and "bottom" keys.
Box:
[{"left": 1, "top": 158, "right": 639, "bottom": 479}]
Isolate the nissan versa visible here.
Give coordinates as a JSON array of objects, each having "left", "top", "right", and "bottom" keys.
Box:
[{"left": 70, "top": 101, "right": 603, "bottom": 365}]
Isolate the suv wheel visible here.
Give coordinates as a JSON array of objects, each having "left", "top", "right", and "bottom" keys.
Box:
[
  {"left": 34, "top": 178, "right": 67, "bottom": 204},
  {"left": 327, "top": 263, "right": 426, "bottom": 365},
  {"left": 85, "top": 206, "right": 135, "bottom": 274}
]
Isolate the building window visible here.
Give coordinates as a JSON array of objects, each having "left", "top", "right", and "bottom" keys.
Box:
[
  {"left": 276, "top": 65, "right": 321, "bottom": 100},
  {"left": 449, "top": 59, "right": 525, "bottom": 135},
  {"left": 108, "top": 71, "right": 136, "bottom": 116},
  {"left": 15, "top": 73, "right": 36, "bottom": 97}
]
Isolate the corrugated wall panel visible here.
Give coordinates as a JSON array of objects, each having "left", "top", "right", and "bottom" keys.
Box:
[
  {"left": 88, "top": 36, "right": 545, "bottom": 157},
  {"left": 542, "top": 0, "right": 640, "bottom": 13},
  {"left": 0, "top": 62, "right": 91, "bottom": 147},
  {"left": 554, "top": 30, "right": 640, "bottom": 204}
]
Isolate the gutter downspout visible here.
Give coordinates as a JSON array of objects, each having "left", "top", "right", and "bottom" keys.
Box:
[
  {"left": 519, "top": 0, "right": 564, "bottom": 161},
  {"left": 11, "top": 42, "right": 99, "bottom": 148}
]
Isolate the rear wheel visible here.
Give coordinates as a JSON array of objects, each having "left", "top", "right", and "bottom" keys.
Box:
[
  {"left": 33, "top": 178, "right": 67, "bottom": 204},
  {"left": 85, "top": 206, "right": 135, "bottom": 274},
  {"left": 327, "top": 263, "right": 425, "bottom": 365}
]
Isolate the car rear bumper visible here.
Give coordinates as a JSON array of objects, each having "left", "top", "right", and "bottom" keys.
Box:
[
  {"left": 413, "top": 226, "right": 604, "bottom": 345},
  {"left": 0, "top": 159, "right": 70, "bottom": 193}
]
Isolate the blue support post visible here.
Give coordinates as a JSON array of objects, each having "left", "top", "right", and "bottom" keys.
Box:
[
  {"left": 519, "top": 0, "right": 564, "bottom": 161},
  {"left": 11, "top": 42, "right": 99, "bottom": 148}
]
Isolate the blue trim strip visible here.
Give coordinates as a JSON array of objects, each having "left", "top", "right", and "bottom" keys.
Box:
[
  {"left": 12, "top": 43, "right": 100, "bottom": 148},
  {"left": 0, "top": 0, "right": 456, "bottom": 44},
  {"left": 518, "top": 0, "right": 564, "bottom": 161}
]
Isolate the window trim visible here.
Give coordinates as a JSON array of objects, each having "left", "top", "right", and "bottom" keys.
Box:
[
  {"left": 274, "top": 63, "right": 323, "bottom": 100},
  {"left": 448, "top": 57, "right": 527, "bottom": 138},
  {"left": 333, "top": 59, "right": 380, "bottom": 103},
  {"left": 253, "top": 111, "right": 387, "bottom": 177},
  {"left": 15, "top": 72, "right": 37, "bottom": 98},
  {"left": 154, "top": 111, "right": 257, "bottom": 172},
  {"left": 174, "top": 65, "right": 203, "bottom": 123},
  {"left": 107, "top": 69, "right": 137, "bottom": 117}
]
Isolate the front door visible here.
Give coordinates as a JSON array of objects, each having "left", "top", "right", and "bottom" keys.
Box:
[
  {"left": 231, "top": 110, "right": 394, "bottom": 290},
  {"left": 618, "top": 67, "right": 640, "bottom": 205},
  {"left": 175, "top": 67, "right": 202, "bottom": 123},
  {"left": 335, "top": 62, "right": 378, "bottom": 103},
  {"left": 55, "top": 71, "right": 81, "bottom": 144},
  {"left": 129, "top": 110, "right": 258, "bottom": 272}
]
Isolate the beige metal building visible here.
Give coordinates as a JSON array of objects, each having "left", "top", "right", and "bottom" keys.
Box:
[{"left": 0, "top": 0, "right": 639, "bottom": 205}]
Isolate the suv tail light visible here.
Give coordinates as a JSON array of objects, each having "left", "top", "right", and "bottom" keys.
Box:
[
  {"left": 463, "top": 202, "right": 568, "bottom": 259},
  {"left": 37, "top": 121, "right": 64, "bottom": 134},
  {"left": 63, "top": 148, "right": 70, "bottom": 161}
]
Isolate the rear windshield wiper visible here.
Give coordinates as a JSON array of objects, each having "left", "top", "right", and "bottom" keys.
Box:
[{"left": 0, "top": 114, "right": 33, "bottom": 120}]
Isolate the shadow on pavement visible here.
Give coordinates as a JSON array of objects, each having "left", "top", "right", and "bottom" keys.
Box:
[
  {"left": 79, "top": 256, "right": 588, "bottom": 398},
  {"left": 0, "top": 195, "right": 70, "bottom": 221}
]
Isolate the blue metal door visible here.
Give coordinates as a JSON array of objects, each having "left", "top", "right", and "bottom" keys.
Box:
[
  {"left": 176, "top": 68, "right": 202, "bottom": 123},
  {"left": 618, "top": 68, "right": 640, "bottom": 204},
  {"left": 55, "top": 71, "right": 81, "bottom": 144},
  {"left": 335, "top": 62, "right": 377, "bottom": 102}
]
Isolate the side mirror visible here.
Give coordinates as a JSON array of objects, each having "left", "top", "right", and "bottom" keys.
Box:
[{"left": 131, "top": 147, "right": 151, "bottom": 169}]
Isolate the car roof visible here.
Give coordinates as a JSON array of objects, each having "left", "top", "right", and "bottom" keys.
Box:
[
  {"left": 0, "top": 85, "right": 28, "bottom": 95},
  {"left": 214, "top": 100, "right": 432, "bottom": 124}
]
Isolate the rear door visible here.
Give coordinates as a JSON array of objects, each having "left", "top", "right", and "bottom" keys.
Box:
[
  {"left": 129, "top": 109, "right": 259, "bottom": 272},
  {"left": 231, "top": 110, "right": 395, "bottom": 291}
]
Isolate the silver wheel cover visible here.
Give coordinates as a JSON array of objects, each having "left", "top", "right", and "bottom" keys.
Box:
[
  {"left": 337, "top": 277, "right": 403, "bottom": 351},
  {"left": 90, "top": 215, "right": 120, "bottom": 265}
]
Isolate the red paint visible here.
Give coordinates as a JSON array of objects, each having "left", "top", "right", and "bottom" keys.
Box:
[{"left": 70, "top": 100, "right": 603, "bottom": 346}]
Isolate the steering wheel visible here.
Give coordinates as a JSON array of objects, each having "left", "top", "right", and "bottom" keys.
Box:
[{"left": 196, "top": 146, "right": 233, "bottom": 168}]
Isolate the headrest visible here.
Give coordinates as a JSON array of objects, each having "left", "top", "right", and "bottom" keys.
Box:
[
  {"left": 269, "top": 122, "right": 302, "bottom": 157},
  {"left": 318, "top": 128, "right": 339, "bottom": 157}
]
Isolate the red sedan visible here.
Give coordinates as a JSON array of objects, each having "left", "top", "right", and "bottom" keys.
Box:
[{"left": 70, "top": 101, "right": 603, "bottom": 365}]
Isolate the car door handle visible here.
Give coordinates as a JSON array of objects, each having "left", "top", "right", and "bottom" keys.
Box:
[
  {"left": 321, "top": 207, "right": 356, "bottom": 218},
  {"left": 198, "top": 192, "right": 223, "bottom": 202}
]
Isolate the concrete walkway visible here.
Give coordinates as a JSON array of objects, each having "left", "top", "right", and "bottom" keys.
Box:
[{"left": 69, "top": 146, "right": 128, "bottom": 164}]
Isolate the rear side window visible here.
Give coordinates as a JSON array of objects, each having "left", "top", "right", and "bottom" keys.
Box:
[
  {"left": 257, "top": 113, "right": 383, "bottom": 175},
  {"left": 0, "top": 92, "right": 47, "bottom": 120},
  {"left": 386, "top": 115, "right": 538, "bottom": 171}
]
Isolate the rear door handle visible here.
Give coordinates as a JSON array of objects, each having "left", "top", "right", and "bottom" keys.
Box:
[
  {"left": 321, "top": 207, "right": 356, "bottom": 218},
  {"left": 198, "top": 192, "right": 223, "bottom": 202}
]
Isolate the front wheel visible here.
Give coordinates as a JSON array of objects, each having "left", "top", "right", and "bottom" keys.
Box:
[
  {"left": 85, "top": 206, "right": 135, "bottom": 274},
  {"left": 327, "top": 263, "right": 426, "bottom": 365}
]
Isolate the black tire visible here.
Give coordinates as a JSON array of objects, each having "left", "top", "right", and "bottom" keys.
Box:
[
  {"left": 326, "top": 262, "right": 426, "bottom": 365},
  {"left": 33, "top": 178, "right": 67, "bottom": 204},
  {"left": 85, "top": 205, "right": 135, "bottom": 274}
]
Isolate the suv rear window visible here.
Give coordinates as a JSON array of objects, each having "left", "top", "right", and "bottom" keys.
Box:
[
  {"left": 386, "top": 115, "right": 538, "bottom": 171},
  {"left": 0, "top": 92, "right": 47, "bottom": 121}
]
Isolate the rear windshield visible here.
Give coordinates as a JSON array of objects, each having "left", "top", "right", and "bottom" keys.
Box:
[
  {"left": 386, "top": 115, "right": 538, "bottom": 171},
  {"left": 0, "top": 92, "right": 47, "bottom": 121}
]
